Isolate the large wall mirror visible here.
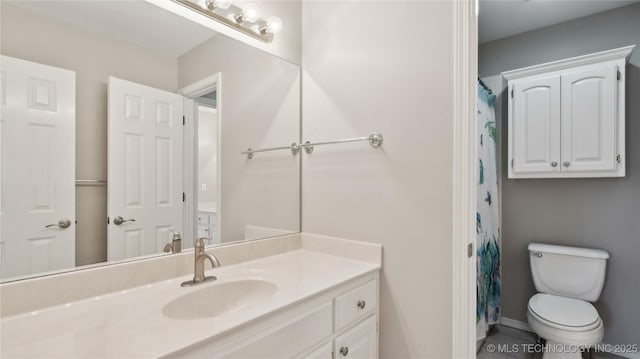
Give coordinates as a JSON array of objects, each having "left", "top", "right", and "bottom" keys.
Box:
[{"left": 0, "top": 1, "right": 301, "bottom": 282}]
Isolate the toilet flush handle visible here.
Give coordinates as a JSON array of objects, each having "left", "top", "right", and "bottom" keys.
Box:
[{"left": 531, "top": 252, "right": 543, "bottom": 258}]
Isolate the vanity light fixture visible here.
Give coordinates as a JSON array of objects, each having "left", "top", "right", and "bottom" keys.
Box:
[{"left": 173, "top": 0, "right": 282, "bottom": 43}]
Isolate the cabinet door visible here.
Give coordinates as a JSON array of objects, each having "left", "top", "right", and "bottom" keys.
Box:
[
  {"left": 510, "top": 75, "right": 561, "bottom": 177},
  {"left": 561, "top": 63, "right": 617, "bottom": 173},
  {"left": 334, "top": 316, "right": 377, "bottom": 359},
  {"left": 217, "top": 303, "right": 332, "bottom": 359}
]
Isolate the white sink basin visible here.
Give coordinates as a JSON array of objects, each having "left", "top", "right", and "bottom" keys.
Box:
[{"left": 162, "top": 279, "right": 278, "bottom": 320}]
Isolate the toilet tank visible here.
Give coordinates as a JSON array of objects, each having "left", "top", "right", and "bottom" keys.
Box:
[{"left": 528, "top": 243, "right": 609, "bottom": 302}]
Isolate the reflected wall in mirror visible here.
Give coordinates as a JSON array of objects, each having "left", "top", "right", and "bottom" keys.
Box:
[{"left": 0, "top": 1, "right": 301, "bottom": 282}]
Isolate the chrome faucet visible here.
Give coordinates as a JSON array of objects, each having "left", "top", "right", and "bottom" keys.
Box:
[{"left": 181, "top": 237, "right": 221, "bottom": 287}]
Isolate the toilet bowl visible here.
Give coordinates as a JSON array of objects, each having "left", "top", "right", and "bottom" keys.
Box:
[{"left": 527, "top": 243, "right": 609, "bottom": 359}]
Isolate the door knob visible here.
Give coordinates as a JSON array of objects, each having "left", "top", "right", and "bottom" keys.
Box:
[
  {"left": 551, "top": 162, "right": 558, "bottom": 167},
  {"left": 339, "top": 346, "right": 349, "bottom": 356},
  {"left": 563, "top": 162, "right": 571, "bottom": 167},
  {"left": 45, "top": 219, "right": 72, "bottom": 229},
  {"left": 113, "top": 216, "right": 136, "bottom": 225}
]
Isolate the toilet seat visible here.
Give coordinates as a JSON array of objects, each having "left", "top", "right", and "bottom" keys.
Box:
[{"left": 528, "top": 293, "right": 601, "bottom": 331}]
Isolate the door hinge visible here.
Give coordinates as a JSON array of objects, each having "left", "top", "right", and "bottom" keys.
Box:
[
  {"left": 182, "top": 116, "right": 185, "bottom": 125},
  {"left": 467, "top": 243, "right": 473, "bottom": 258},
  {"left": 182, "top": 192, "right": 186, "bottom": 202},
  {"left": 107, "top": 216, "right": 110, "bottom": 224},
  {"left": 511, "top": 158, "right": 514, "bottom": 167},
  {"left": 616, "top": 154, "right": 621, "bottom": 164},
  {"left": 511, "top": 88, "right": 514, "bottom": 98},
  {"left": 617, "top": 70, "right": 621, "bottom": 81}
]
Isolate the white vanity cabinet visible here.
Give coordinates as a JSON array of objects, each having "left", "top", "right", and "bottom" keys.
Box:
[
  {"left": 504, "top": 45, "right": 634, "bottom": 179},
  {"left": 197, "top": 210, "right": 218, "bottom": 245},
  {"left": 167, "top": 273, "right": 380, "bottom": 359}
]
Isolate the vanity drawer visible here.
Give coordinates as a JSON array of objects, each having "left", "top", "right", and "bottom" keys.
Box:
[
  {"left": 197, "top": 213, "right": 210, "bottom": 225},
  {"left": 334, "top": 280, "right": 377, "bottom": 331},
  {"left": 197, "top": 225, "right": 211, "bottom": 240}
]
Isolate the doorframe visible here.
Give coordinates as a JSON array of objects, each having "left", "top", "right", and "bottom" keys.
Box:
[
  {"left": 452, "top": 0, "right": 477, "bottom": 358},
  {"left": 179, "top": 73, "right": 222, "bottom": 248}
]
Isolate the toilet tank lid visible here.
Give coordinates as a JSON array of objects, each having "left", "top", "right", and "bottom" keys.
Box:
[{"left": 528, "top": 243, "right": 609, "bottom": 259}]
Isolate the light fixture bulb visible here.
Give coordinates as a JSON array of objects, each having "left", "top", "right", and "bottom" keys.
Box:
[
  {"left": 265, "top": 16, "right": 283, "bottom": 34},
  {"left": 241, "top": 3, "right": 260, "bottom": 23},
  {"left": 249, "top": 24, "right": 261, "bottom": 34},
  {"left": 213, "top": 0, "right": 232, "bottom": 9}
]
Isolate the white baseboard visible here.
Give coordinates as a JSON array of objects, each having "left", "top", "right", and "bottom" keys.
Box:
[
  {"left": 500, "top": 317, "right": 533, "bottom": 332},
  {"left": 500, "top": 317, "right": 640, "bottom": 359}
]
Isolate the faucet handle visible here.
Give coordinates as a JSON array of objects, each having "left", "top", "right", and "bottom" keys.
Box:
[
  {"left": 195, "top": 237, "right": 206, "bottom": 248},
  {"left": 168, "top": 227, "right": 181, "bottom": 240}
]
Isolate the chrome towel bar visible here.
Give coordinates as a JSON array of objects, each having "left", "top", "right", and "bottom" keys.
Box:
[
  {"left": 75, "top": 179, "right": 107, "bottom": 186},
  {"left": 301, "top": 132, "right": 383, "bottom": 154},
  {"left": 240, "top": 132, "right": 383, "bottom": 159},
  {"left": 241, "top": 143, "right": 300, "bottom": 159}
]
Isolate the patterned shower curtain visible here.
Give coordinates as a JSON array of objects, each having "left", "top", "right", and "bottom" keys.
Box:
[{"left": 476, "top": 82, "right": 501, "bottom": 340}]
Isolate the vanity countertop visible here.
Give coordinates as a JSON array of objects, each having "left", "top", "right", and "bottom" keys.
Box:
[{"left": 0, "top": 249, "right": 379, "bottom": 358}]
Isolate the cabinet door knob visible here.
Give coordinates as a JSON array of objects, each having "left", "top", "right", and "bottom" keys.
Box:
[
  {"left": 563, "top": 162, "right": 571, "bottom": 167},
  {"left": 551, "top": 161, "right": 558, "bottom": 167},
  {"left": 340, "top": 346, "right": 349, "bottom": 356},
  {"left": 357, "top": 300, "right": 366, "bottom": 309}
]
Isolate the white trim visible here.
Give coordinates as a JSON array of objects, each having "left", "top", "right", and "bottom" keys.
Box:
[
  {"left": 179, "top": 74, "right": 219, "bottom": 98},
  {"left": 500, "top": 317, "right": 533, "bottom": 333},
  {"left": 501, "top": 45, "right": 635, "bottom": 80},
  {"left": 179, "top": 73, "right": 222, "bottom": 248},
  {"left": 452, "top": 0, "right": 477, "bottom": 358},
  {"left": 182, "top": 97, "right": 196, "bottom": 246}
]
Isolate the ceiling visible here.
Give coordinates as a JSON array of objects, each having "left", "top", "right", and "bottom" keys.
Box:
[
  {"left": 8, "top": 0, "right": 218, "bottom": 58},
  {"left": 479, "top": 0, "right": 640, "bottom": 44}
]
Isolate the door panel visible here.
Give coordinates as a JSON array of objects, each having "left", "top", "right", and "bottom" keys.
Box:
[
  {"left": 0, "top": 55, "right": 75, "bottom": 279},
  {"left": 510, "top": 75, "right": 561, "bottom": 176},
  {"left": 108, "top": 77, "right": 183, "bottom": 261},
  {"left": 561, "top": 63, "right": 617, "bottom": 172}
]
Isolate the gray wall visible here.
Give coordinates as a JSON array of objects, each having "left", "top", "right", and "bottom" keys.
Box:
[{"left": 479, "top": 4, "right": 640, "bottom": 346}]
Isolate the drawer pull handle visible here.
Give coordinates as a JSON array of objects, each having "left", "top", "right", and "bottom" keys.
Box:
[
  {"left": 357, "top": 300, "right": 366, "bottom": 309},
  {"left": 340, "top": 346, "right": 349, "bottom": 356}
]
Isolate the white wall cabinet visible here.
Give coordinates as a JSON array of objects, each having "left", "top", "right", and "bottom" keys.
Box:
[
  {"left": 504, "top": 46, "right": 634, "bottom": 178},
  {"left": 166, "top": 273, "right": 379, "bottom": 359}
]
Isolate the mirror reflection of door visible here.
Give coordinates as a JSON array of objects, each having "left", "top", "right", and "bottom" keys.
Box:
[
  {"left": 107, "top": 77, "right": 184, "bottom": 261},
  {"left": 0, "top": 56, "right": 76, "bottom": 279},
  {"left": 195, "top": 95, "right": 218, "bottom": 246}
]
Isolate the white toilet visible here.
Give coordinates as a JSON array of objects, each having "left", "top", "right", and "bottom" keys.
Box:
[{"left": 527, "top": 243, "right": 610, "bottom": 359}]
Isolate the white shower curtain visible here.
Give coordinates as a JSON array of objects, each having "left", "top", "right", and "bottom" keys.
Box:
[{"left": 476, "top": 82, "right": 501, "bottom": 342}]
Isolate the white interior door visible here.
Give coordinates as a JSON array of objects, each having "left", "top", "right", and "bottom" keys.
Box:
[
  {"left": 0, "top": 55, "right": 76, "bottom": 279},
  {"left": 561, "top": 63, "right": 617, "bottom": 173},
  {"left": 108, "top": 77, "right": 183, "bottom": 261},
  {"left": 510, "top": 75, "right": 561, "bottom": 176}
]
